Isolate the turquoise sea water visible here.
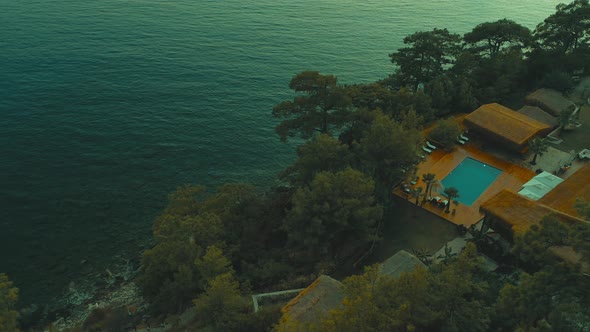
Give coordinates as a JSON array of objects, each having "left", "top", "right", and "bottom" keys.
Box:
[
  {"left": 0, "top": 0, "right": 561, "bottom": 305},
  {"left": 441, "top": 158, "right": 503, "bottom": 206}
]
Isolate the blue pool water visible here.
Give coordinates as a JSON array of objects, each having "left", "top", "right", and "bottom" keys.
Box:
[{"left": 440, "top": 158, "right": 502, "bottom": 206}]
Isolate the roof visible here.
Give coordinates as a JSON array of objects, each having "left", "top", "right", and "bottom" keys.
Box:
[
  {"left": 480, "top": 189, "right": 584, "bottom": 235},
  {"left": 518, "top": 171, "right": 564, "bottom": 200},
  {"left": 517, "top": 105, "right": 558, "bottom": 127},
  {"left": 548, "top": 246, "right": 590, "bottom": 274},
  {"left": 539, "top": 164, "right": 590, "bottom": 218},
  {"left": 464, "top": 103, "right": 550, "bottom": 146},
  {"left": 380, "top": 250, "right": 426, "bottom": 277},
  {"left": 279, "top": 275, "right": 344, "bottom": 330},
  {"left": 525, "top": 89, "right": 575, "bottom": 116}
]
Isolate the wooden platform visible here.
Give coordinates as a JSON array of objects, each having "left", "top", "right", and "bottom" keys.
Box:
[{"left": 394, "top": 143, "right": 536, "bottom": 227}]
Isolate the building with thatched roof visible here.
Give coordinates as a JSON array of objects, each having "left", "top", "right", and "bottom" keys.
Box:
[
  {"left": 525, "top": 88, "right": 576, "bottom": 116},
  {"left": 517, "top": 105, "right": 559, "bottom": 128},
  {"left": 518, "top": 171, "right": 564, "bottom": 200},
  {"left": 539, "top": 164, "right": 590, "bottom": 218},
  {"left": 464, "top": 103, "right": 551, "bottom": 153},
  {"left": 380, "top": 250, "right": 426, "bottom": 277},
  {"left": 277, "top": 275, "right": 344, "bottom": 331},
  {"left": 480, "top": 189, "right": 585, "bottom": 241}
]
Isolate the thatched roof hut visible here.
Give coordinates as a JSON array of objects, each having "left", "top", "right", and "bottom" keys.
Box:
[
  {"left": 517, "top": 105, "right": 559, "bottom": 128},
  {"left": 380, "top": 250, "right": 426, "bottom": 277},
  {"left": 539, "top": 164, "right": 590, "bottom": 218},
  {"left": 525, "top": 88, "right": 576, "bottom": 116},
  {"left": 464, "top": 103, "right": 551, "bottom": 153},
  {"left": 480, "top": 189, "right": 584, "bottom": 240},
  {"left": 278, "top": 275, "right": 344, "bottom": 331}
]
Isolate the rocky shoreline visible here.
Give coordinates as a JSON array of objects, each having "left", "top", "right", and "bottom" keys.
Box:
[{"left": 20, "top": 254, "right": 146, "bottom": 331}]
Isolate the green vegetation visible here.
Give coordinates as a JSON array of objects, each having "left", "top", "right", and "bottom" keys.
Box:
[
  {"left": 0, "top": 274, "right": 19, "bottom": 332},
  {"left": 528, "top": 137, "right": 549, "bottom": 165},
  {"left": 273, "top": 71, "right": 352, "bottom": 141},
  {"left": 5, "top": 2, "right": 590, "bottom": 330},
  {"left": 429, "top": 118, "right": 461, "bottom": 149}
]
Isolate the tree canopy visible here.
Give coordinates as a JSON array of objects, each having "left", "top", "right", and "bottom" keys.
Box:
[
  {"left": 428, "top": 118, "right": 461, "bottom": 149},
  {"left": 464, "top": 19, "right": 531, "bottom": 56},
  {"left": 534, "top": 0, "right": 590, "bottom": 54},
  {"left": 284, "top": 168, "right": 383, "bottom": 267},
  {"left": 390, "top": 28, "right": 462, "bottom": 88},
  {"left": 273, "top": 71, "right": 352, "bottom": 141},
  {"left": 0, "top": 274, "right": 19, "bottom": 332}
]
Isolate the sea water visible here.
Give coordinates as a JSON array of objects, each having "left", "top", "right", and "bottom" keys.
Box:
[{"left": 0, "top": 0, "right": 561, "bottom": 305}]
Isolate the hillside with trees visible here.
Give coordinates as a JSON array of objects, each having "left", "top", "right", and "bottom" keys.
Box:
[{"left": 2, "top": 1, "right": 590, "bottom": 331}]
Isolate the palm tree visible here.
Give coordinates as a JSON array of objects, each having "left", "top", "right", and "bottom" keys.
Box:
[
  {"left": 528, "top": 137, "right": 549, "bottom": 165},
  {"left": 413, "top": 187, "right": 424, "bottom": 206},
  {"left": 443, "top": 187, "right": 459, "bottom": 213},
  {"left": 421, "top": 173, "right": 436, "bottom": 204}
]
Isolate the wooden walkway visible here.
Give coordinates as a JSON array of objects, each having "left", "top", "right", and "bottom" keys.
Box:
[{"left": 394, "top": 143, "right": 536, "bottom": 227}]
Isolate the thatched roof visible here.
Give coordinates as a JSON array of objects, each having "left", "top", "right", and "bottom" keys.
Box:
[
  {"left": 380, "top": 250, "right": 426, "bottom": 277},
  {"left": 539, "top": 164, "right": 590, "bottom": 218},
  {"left": 480, "top": 189, "right": 584, "bottom": 235},
  {"left": 278, "top": 275, "right": 344, "bottom": 330},
  {"left": 517, "top": 105, "right": 558, "bottom": 128},
  {"left": 548, "top": 246, "right": 590, "bottom": 274},
  {"left": 525, "top": 88, "right": 576, "bottom": 116},
  {"left": 465, "top": 103, "right": 550, "bottom": 147}
]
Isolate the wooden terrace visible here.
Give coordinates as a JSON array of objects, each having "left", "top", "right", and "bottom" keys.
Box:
[{"left": 394, "top": 143, "right": 536, "bottom": 227}]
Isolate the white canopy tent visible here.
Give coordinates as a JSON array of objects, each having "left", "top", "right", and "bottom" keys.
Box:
[{"left": 518, "top": 171, "right": 563, "bottom": 200}]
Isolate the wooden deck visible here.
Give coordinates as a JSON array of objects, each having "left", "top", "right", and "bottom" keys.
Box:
[{"left": 394, "top": 143, "right": 536, "bottom": 227}]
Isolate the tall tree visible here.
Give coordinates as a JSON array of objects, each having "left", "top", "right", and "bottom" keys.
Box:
[
  {"left": 464, "top": 19, "right": 532, "bottom": 56},
  {"left": 413, "top": 186, "right": 424, "bottom": 206},
  {"left": 528, "top": 137, "right": 549, "bottom": 165},
  {"left": 273, "top": 71, "right": 352, "bottom": 141},
  {"left": 429, "top": 118, "right": 461, "bottom": 150},
  {"left": 443, "top": 187, "right": 459, "bottom": 213},
  {"left": 390, "top": 28, "right": 462, "bottom": 88},
  {"left": 281, "top": 134, "right": 351, "bottom": 185},
  {"left": 284, "top": 168, "right": 383, "bottom": 266},
  {"left": 360, "top": 112, "right": 422, "bottom": 200},
  {"left": 422, "top": 173, "right": 436, "bottom": 204},
  {"left": 0, "top": 274, "right": 19, "bottom": 332},
  {"left": 193, "top": 273, "right": 249, "bottom": 332},
  {"left": 534, "top": 0, "right": 590, "bottom": 54}
]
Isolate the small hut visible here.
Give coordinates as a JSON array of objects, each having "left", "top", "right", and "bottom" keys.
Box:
[
  {"left": 277, "top": 275, "right": 344, "bottom": 331},
  {"left": 517, "top": 105, "right": 558, "bottom": 128},
  {"left": 380, "top": 250, "right": 426, "bottom": 277},
  {"left": 464, "top": 103, "right": 551, "bottom": 153},
  {"left": 525, "top": 88, "right": 576, "bottom": 116}
]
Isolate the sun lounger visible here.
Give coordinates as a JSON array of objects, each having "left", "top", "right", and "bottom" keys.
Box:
[
  {"left": 422, "top": 146, "right": 432, "bottom": 153},
  {"left": 459, "top": 134, "right": 469, "bottom": 141},
  {"left": 425, "top": 141, "right": 437, "bottom": 150},
  {"left": 456, "top": 138, "right": 466, "bottom": 145}
]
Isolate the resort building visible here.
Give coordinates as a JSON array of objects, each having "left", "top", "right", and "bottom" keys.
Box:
[
  {"left": 479, "top": 189, "right": 584, "bottom": 241},
  {"left": 517, "top": 105, "right": 559, "bottom": 129},
  {"left": 277, "top": 275, "right": 344, "bottom": 331},
  {"left": 464, "top": 103, "right": 551, "bottom": 153},
  {"left": 480, "top": 163, "right": 590, "bottom": 240},
  {"left": 525, "top": 88, "right": 577, "bottom": 117}
]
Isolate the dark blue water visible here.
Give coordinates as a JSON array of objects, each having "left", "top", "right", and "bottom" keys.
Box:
[{"left": 0, "top": 0, "right": 560, "bottom": 305}]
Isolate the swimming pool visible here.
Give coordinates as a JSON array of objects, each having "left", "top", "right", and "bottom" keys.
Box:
[{"left": 440, "top": 158, "right": 502, "bottom": 206}]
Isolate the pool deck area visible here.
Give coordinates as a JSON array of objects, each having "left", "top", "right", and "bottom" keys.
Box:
[{"left": 394, "top": 143, "right": 536, "bottom": 227}]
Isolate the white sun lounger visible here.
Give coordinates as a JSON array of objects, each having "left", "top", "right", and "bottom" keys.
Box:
[
  {"left": 425, "top": 141, "right": 437, "bottom": 150},
  {"left": 422, "top": 146, "right": 433, "bottom": 153},
  {"left": 456, "top": 138, "right": 466, "bottom": 145},
  {"left": 459, "top": 134, "right": 469, "bottom": 141}
]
